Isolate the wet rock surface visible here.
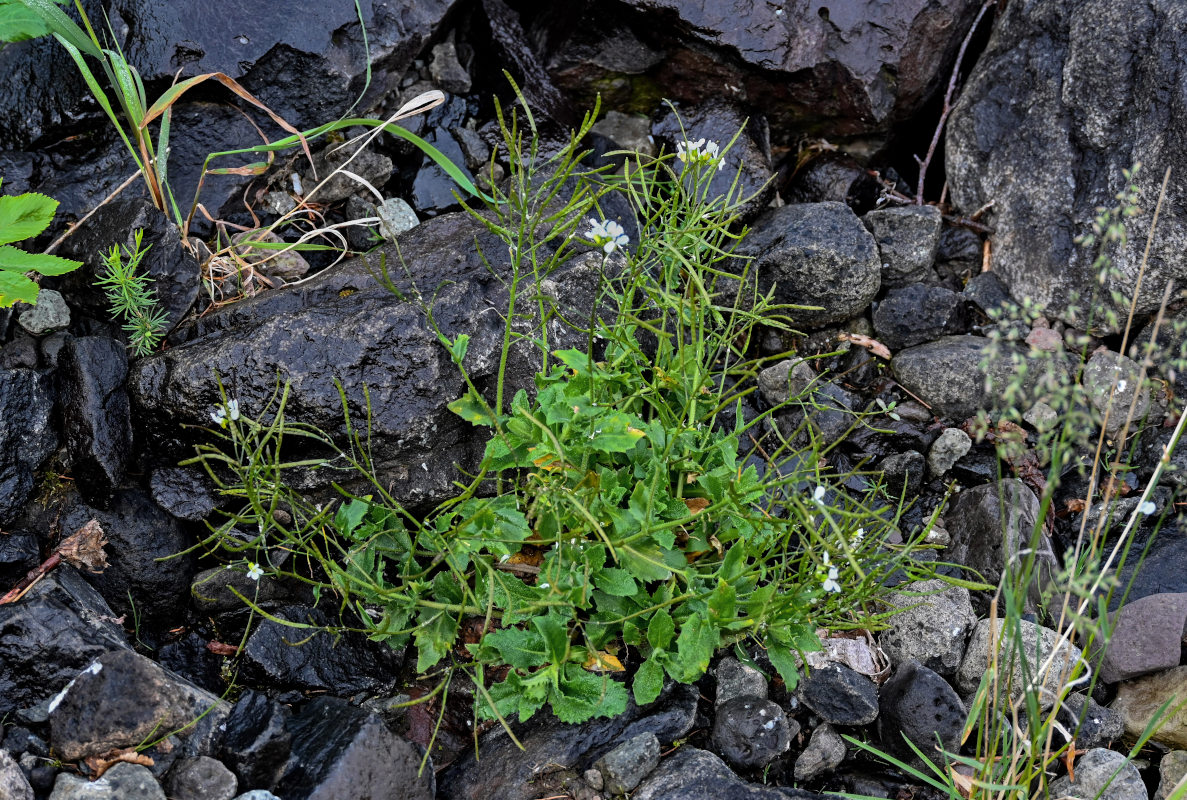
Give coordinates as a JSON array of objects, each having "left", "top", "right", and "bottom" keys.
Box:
[
  {"left": 0, "top": 367, "right": 56, "bottom": 525},
  {"left": 710, "top": 696, "right": 794, "bottom": 770}
]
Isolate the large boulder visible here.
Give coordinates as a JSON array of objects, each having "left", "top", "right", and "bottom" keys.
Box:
[
  {"left": 0, "top": 367, "right": 56, "bottom": 525},
  {"left": 946, "top": 0, "right": 1187, "bottom": 329}
]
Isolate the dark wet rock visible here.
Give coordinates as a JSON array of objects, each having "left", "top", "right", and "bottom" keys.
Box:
[
  {"left": 165, "top": 756, "right": 238, "bottom": 800},
  {"left": 594, "top": 732, "right": 661, "bottom": 796},
  {"left": 878, "top": 450, "right": 924, "bottom": 498},
  {"left": 156, "top": 632, "right": 228, "bottom": 696},
  {"left": 653, "top": 99, "right": 774, "bottom": 223},
  {"left": 878, "top": 579, "right": 976, "bottom": 678},
  {"left": 17, "top": 289, "right": 70, "bottom": 335},
  {"left": 944, "top": 479, "right": 1055, "bottom": 609},
  {"left": 798, "top": 662, "right": 879, "bottom": 726},
  {"left": 429, "top": 40, "right": 472, "bottom": 95},
  {"left": 0, "top": 334, "right": 39, "bottom": 370},
  {"left": 150, "top": 467, "right": 217, "bottom": 522},
  {"left": 878, "top": 660, "right": 965, "bottom": 761},
  {"left": 130, "top": 213, "right": 621, "bottom": 510},
  {"left": 545, "top": 0, "right": 985, "bottom": 141},
  {"left": 482, "top": 0, "right": 578, "bottom": 130},
  {"left": 409, "top": 95, "right": 478, "bottom": 216},
  {"left": 632, "top": 746, "right": 799, "bottom": 800},
  {"left": 863, "top": 205, "right": 943, "bottom": 288},
  {"left": 947, "top": 0, "right": 1187, "bottom": 331},
  {"left": 298, "top": 143, "right": 394, "bottom": 206},
  {"left": 1058, "top": 692, "right": 1124, "bottom": 749},
  {"left": 737, "top": 202, "right": 880, "bottom": 329},
  {"left": 1049, "top": 748, "right": 1147, "bottom": 800},
  {"left": 774, "top": 377, "right": 857, "bottom": 447},
  {"left": 0, "top": 567, "right": 130, "bottom": 716},
  {"left": 958, "top": 619, "right": 1083, "bottom": 709},
  {"left": 927, "top": 427, "right": 972, "bottom": 477},
  {"left": 0, "top": 528, "right": 39, "bottom": 588},
  {"left": 716, "top": 656, "right": 768, "bottom": 707},
  {"left": 438, "top": 683, "right": 698, "bottom": 800},
  {"left": 48, "top": 762, "right": 166, "bottom": 800},
  {"left": 0, "top": 367, "right": 56, "bottom": 525},
  {"left": 936, "top": 225, "right": 984, "bottom": 278},
  {"left": 0, "top": 22, "right": 93, "bottom": 150},
  {"left": 1093, "top": 593, "right": 1187, "bottom": 684},
  {"left": 0, "top": 749, "right": 33, "bottom": 800},
  {"left": 219, "top": 691, "right": 293, "bottom": 791},
  {"left": 274, "top": 696, "right": 433, "bottom": 800},
  {"left": 49, "top": 648, "right": 229, "bottom": 761},
  {"left": 784, "top": 153, "right": 881, "bottom": 213},
  {"left": 1113, "top": 524, "right": 1187, "bottom": 607},
  {"left": 794, "top": 722, "right": 846, "bottom": 782},
  {"left": 3, "top": 726, "right": 48, "bottom": 758},
  {"left": 191, "top": 565, "right": 289, "bottom": 613},
  {"left": 873, "top": 285, "right": 968, "bottom": 350},
  {"left": 57, "top": 337, "right": 132, "bottom": 508},
  {"left": 53, "top": 197, "right": 200, "bottom": 338},
  {"left": 710, "top": 696, "right": 794, "bottom": 770},
  {"left": 591, "top": 111, "right": 656, "bottom": 158},
  {"left": 891, "top": 335, "right": 1049, "bottom": 422},
  {"left": 963, "top": 271, "right": 1013, "bottom": 319},
  {"left": 240, "top": 605, "right": 404, "bottom": 695}
]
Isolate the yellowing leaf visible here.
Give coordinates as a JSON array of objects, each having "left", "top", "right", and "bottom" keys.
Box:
[{"left": 584, "top": 650, "right": 625, "bottom": 672}]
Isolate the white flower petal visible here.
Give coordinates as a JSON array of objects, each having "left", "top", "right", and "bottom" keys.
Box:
[{"left": 1139, "top": 500, "right": 1157, "bottom": 516}]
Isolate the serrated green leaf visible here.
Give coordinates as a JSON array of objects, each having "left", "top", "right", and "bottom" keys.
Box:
[
  {"left": 481, "top": 626, "right": 548, "bottom": 670},
  {"left": 0, "top": 2, "right": 50, "bottom": 42},
  {"left": 553, "top": 664, "right": 628, "bottom": 723},
  {"left": 706, "top": 579, "right": 736, "bottom": 623},
  {"left": 447, "top": 389, "right": 495, "bottom": 426},
  {"left": 552, "top": 348, "right": 592, "bottom": 374},
  {"left": 647, "top": 608, "right": 675, "bottom": 651},
  {"left": 632, "top": 656, "right": 664, "bottom": 705},
  {"left": 532, "top": 614, "right": 570, "bottom": 665},
  {"left": 673, "top": 614, "right": 718, "bottom": 682},
  {"left": 593, "top": 567, "right": 637, "bottom": 597},
  {"left": 0, "top": 245, "right": 81, "bottom": 276},
  {"left": 413, "top": 606, "right": 458, "bottom": 673},
  {"left": 449, "top": 333, "right": 470, "bottom": 364},
  {"left": 767, "top": 645, "right": 802, "bottom": 692},
  {"left": 333, "top": 498, "right": 370, "bottom": 538},
  {"left": 0, "top": 267, "right": 39, "bottom": 307},
  {"left": 0, "top": 192, "right": 58, "bottom": 244}
]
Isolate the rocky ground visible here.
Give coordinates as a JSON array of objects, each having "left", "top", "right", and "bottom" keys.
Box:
[{"left": 3, "top": 1, "right": 1187, "bottom": 799}]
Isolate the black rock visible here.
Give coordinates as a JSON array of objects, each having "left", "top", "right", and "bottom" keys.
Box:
[
  {"left": 709, "top": 696, "right": 795, "bottom": 770},
  {"left": 240, "top": 605, "right": 405, "bottom": 695},
  {"left": 632, "top": 746, "right": 818, "bottom": 800},
  {"left": 0, "top": 528, "right": 39, "bottom": 588},
  {"left": 798, "top": 662, "right": 879, "bottom": 726},
  {"left": 150, "top": 467, "right": 217, "bottom": 522},
  {"left": 274, "top": 696, "right": 433, "bottom": 800},
  {"left": 0, "top": 567, "right": 130, "bottom": 716},
  {"left": 879, "top": 451, "right": 925, "bottom": 499},
  {"left": 877, "top": 660, "right": 965, "bottom": 762},
  {"left": 863, "top": 205, "right": 943, "bottom": 288},
  {"left": 1058, "top": 692, "right": 1125, "bottom": 749},
  {"left": 57, "top": 336, "right": 132, "bottom": 508},
  {"left": 0, "top": 367, "right": 56, "bottom": 525},
  {"left": 1112, "top": 522, "right": 1187, "bottom": 608},
  {"left": 155, "top": 632, "right": 228, "bottom": 697},
  {"left": 873, "top": 285, "right": 969, "bottom": 350},
  {"left": 219, "top": 691, "right": 293, "bottom": 791},
  {"left": 783, "top": 152, "right": 881, "bottom": 213}
]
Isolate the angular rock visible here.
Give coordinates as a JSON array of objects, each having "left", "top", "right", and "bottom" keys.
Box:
[
  {"left": 377, "top": 198, "right": 420, "bottom": 241},
  {"left": 48, "top": 762, "right": 166, "bottom": 800},
  {"left": 594, "top": 732, "right": 661, "bottom": 795},
  {"left": 709, "top": 696, "right": 793, "bottom": 770},
  {"left": 1083, "top": 350, "right": 1153, "bottom": 436},
  {"left": 49, "top": 648, "right": 229, "bottom": 761},
  {"left": 165, "top": 756, "right": 239, "bottom": 800},
  {"left": 873, "top": 285, "right": 968, "bottom": 350},
  {"left": 878, "top": 579, "right": 976, "bottom": 678},
  {"left": 1156, "top": 751, "right": 1187, "bottom": 800},
  {"left": 17, "top": 289, "right": 70, "bottom": 335},
  {"left": 963, "top": 271, "right": 1013, "bottom": 319},
  {"left": 927, "top": 427, "right": 972, "bottom": 477},
  {"left": 879, "top": 450, "right": 925, "bottom": 499},
  {"left": 0, "top": 367, "right": 56, "bottom": 524},
  {"left": 715, "top": 656, "right": 768, "bottom": 707},
  {"left": 794, "top": 722, "right": 846, "bottom": 782},
  {"left": 957, "top": 619, "right": 1084, "bottom": 710},
  {"left": 429, "top": 40, "right": 472, "bottom": 95},
  {"left": 863, "top": 205, "right": 943, "bottom": 288},
  {"left": 1113, "top": 666, "right": 1187, "bottom": 750},
  {"left": 1048, "top": 748, "right": 1147, "bottom": 800},
  {"left": 784, "top": 152, "right": 881, "bottom": 212},
  {"left": 877, "top": 660, "right": 965, "bottom": 762},
  {"left": 150, "top": 467, "right": 216, "bottom": 522},
  {"left": 947, "top": 0, "right": 1187, "bottom": 331},
  {"left": 240, "top": 605, "right": 404, "bottom": 695},
  {"left": 0, "top": 567, "right": 130, "bottom": 716},
  {"left": 798, "top": 662, "right": 879, "bottom": 726},
  {"left": 273, "top": 696, "right": 432, "bottom": 800},
  {"left": 0, "top": 749, "right": 33, "bottom": 800},
  {"left": 758, "top": 358, "right": 818, "bottom": 408},
  {"left": 298, "top": 144, "right": 394, "bottom": 207},
  {"left": 218, "top": 691, "right": 293, "bottom": 791},
  {"left": 191, "top": 565, "right": 289, "bottom": 613},
  {"left": 0, "top": 527, "right": 40, "bottom": 588},
  {"left": 632, "top": 747, "right": 799, "bottom": 800},
  {"left": 1058, "top": 692, "right": 1124, "bottom": 750},
  {"left": 737, "top": 202, "right": 880, "bottom": 329},
  {"left": 57, "top": 336, "right": 132, "bottom": 508},
  {"left": 653, "top": 99, "right": 774, "bottom": 223},
  {"left": 1093, "top": 593, "right": 1187, "bottom": 684}
]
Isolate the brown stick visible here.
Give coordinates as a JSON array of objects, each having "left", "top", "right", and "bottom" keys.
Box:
[{"left": 0, "top": 519, "right": 108, "bottom": 605}]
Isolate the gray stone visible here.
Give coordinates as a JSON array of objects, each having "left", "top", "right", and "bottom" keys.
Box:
[
  {"left": 798, "top": 662, "right": 879, "bottom": 726},
  {"left": 872, "top": 284, "right": 969, "bottom": 350},
  {"left": 594, "top": 732, "right": 660, "bottom": 795},
  {"left": 1083, "top": 350, "right": 1153, "bottom": 437},
  {"left": 709, "top": 696, "right": 793, "bottom": 770},
  {"left": 377, "top": 198, "right": 419, "bottom": 241},
  {"left": 1094, "top": 593, "right": 1187, "bottom": 684},
  {"left": 300, "top": 144, "right": 393, "bottom": 206},
  {"left": 428, "top": 40, "right": 471, "bottom": 95},
  {"left": 715, "top": 657, "right": 767, "bottom": 707},
  {"left": 879, "top": 450, "right": 925, "bottom": 499},
  {"left": 49, "top": 763, "right": 165, "bottom": 800},
  {"left": 863, "top": 205, "right": 943, "bottom": 288},
  {"left": 928, "top": 427, "right": 972, "bottom": 477},
  {"left": 957, "top": 619, "right": 1084, "bottom": 710},
  {"left": 632, "top": 746, "right": 799, "bottom": 800},
  {"left": 946, "top": 0, "right": 1187, "bottom": 332},
  {"left": 1048, "top": 748, "right": 1147, "bottom": 800},
  {"left": 165, "top": 756, "right": 238, "bottom": 800},
  {"left": 877, "top": 660, "right": 966, "bottom": 763},
  {"left": 878, "top": 579, "right": 976, "bottom": 677},
  {"left": 1059, "top": 692, "right": 1125, "bottom": 750},
  {"left": 149, "top": 467, "right": 216, "bottom": 522},
  {"left": 737, "top": 202, "right": 880, "bottom": 329},
  {"left": 1156, "top": 751, "right": 1187, "bottom": 800},
  {"left": 1024, "top": 401, "right": 1059, "bottom": 432},
  {"left": 1113, "top": 666, "right": 1187, "bottom": 750},
  {"left": 0, "top": 749, "right": 33, "bottom": 800},
  {"left": 944, "top": 479, "right": 1056, "bottom": 609},
  {"left": 49, "top": 649, "right": 229, "bottom": 761},
  {"left": 17, "top": 289, "right": 70, "bottom": 335},
  {"left": 794, "top": 722, "right": 846, "bottom": 781},
  {"left": 218, "top": 691, "right": 292, "bottom": 791},
  {"left": 233, "top": 793, "right": 282, "bottom": 800},
  {"left": 591, "top": 111, "right": 656, "bottom": 157},
  {"left": 191, "top": 565, "right": 288, "bottom": 612},
  {"left": 758, "top": 358, "right": 818, "bottom": 408},
  {"left": 230, "top": 229, "right": 310, "bottom": 283}
]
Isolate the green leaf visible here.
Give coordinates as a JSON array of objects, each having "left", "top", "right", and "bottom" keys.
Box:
[
  {"left": 532, "top": 614, "right": 570, "bottom": 665},
  {"left": 0, "top": 245, "right": 82, "bottom": 276},
  {"left": 0, "top": 267, "right": 39, "bottom": 307},
  {"left": 449, "top": 333, "right": 470, "bottom": 365},
  {"left": 766, "top": 645, "right": 802, "bottom": 692},
  {"left": 553, "top": 664, "right": 628, "bottom": 723},
  {"left": 447, "top": 388, "right": 495, "bottom": 427},
  {"left": 0, "top": 1, "right": 52, "bottom": 42},
  {"left": 647, "top": 608, "right": 675, "bottom": 651},
  {"left": 593, "top": 567, "right": 637, "bottom": 597},
  {"left": 333, "top": 498, "right": 370, "bottom": 538},
  {"left": 706, "top": 579, "right": 737, "bottom": 624},
  {"left": 481, "top": 626, "right": 548, "bottom": 670},
  {"left": 0, "top": 192, "right": 59, "bottom": 244},
  {"left": 672, "top": 614, "right": 718, "bottom": 682},
  {"left": 413, "top": 606, "right": 458, "bottom": 673},
  {"left": 632, "top": 656, "right": 664, "bottom": 706},
  {"left": 552, "top": 348, "right": 592, "bottom": 374}
]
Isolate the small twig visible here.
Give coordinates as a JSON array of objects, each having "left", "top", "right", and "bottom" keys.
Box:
[
  {"left": 914, "top": 0, "right": 997, "bottom": 204},
  {"left": 0, "top": 519, "right": 108, "bottom": 605},
  {"left": 45, "top": 171, "right": 142, "bottom": 255}
]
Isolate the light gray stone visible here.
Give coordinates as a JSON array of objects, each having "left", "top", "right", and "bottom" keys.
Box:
[
  {"left": 1049, "top": 748, "right": 1147, "bottom": 800},
  {"left": 377, "top": 198, "right": 420, "bottom": 241},
  {"left": 0, "top": 749, "right": 33, "bottom": 800},
  {"left": 49, "top": 763, "right": 166, "bottom": 800},
  {"left": 594, "top": 732, "right": 660, "bottom": 795},
  {"left": 794, "top": 722, "right": 846, "bottom": 781},
  {"left": 879, "top": 579, "right": 976, "bottom": 677},
  {"left": 863, "top": 205, "right": 943, "bottom": 288},
  {"left": 927, "top": 427, "right": 972, "bottom": 477},
  {"left": 1083, "top": 350, "right": 1153, "bottom": 437},
  {"left": 18, "top": 289, "right": 70, "bottom": 335},
  {"left": 1156, "top": 750, "right": 1187, "bottom": 800},
  {"left": 957, "top": 618, "right": 1084, "bottom": 710},
  {"left": 715, "top": 657, "right": 767, "bottom": 707}
]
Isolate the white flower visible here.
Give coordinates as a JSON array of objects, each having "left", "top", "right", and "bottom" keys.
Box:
[
  {"left": 587, "top": 218, "right": 629, "bottom": 255},
  {"left": 1117, "top": 379, "right": 1128, "bottom": 392},
  {"left": 1138, "top": 500, "right": 1157, "bottom": 516},
  {"left": 227, "top": 399, "right": 240, "bottom": 421},
  {"left": 246, "top": 562, "right": 264, "bottom": 581},
  {"left": 812, "top": 485, "right": 826, "bottom": 504},
  {"left": 676, "top": 137, "right": 725, "bottom": 171},
  {"left": 852, "top": 527, "right": 866, "bottom": 545},
  {"left": 821, "top": 553, "right": 841, "bottom": 594},
  {"left": 210, "top": 407, "right": 226, "bottom": 426},
  {"left": 539, "top": 582, "right": 550, "bottom": 590}
]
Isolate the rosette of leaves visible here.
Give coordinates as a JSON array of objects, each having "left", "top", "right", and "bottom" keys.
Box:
[{"left": 0, "top": 180, "right": 82, "bottom": 306}]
